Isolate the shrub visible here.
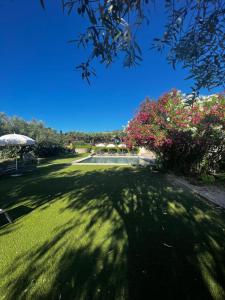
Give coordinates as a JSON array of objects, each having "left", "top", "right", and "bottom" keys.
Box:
[
  {"left": 34, "top": 141, "right": 66, "bottom": 158},
  {"left": 108, "top": 148, "right": 117, "bottom": 154},
  {"left": 200, "top": 174, "right": 215, "bottom": 184},
  {"left": 125, "top": 90, "right": 225, "bottom": 175},
  {"left": 0, "top": 146, "right": 19, "bottom": 159},
  {"left": 121, "top": 148, "right": 128, "bottom": 154},
  {"left": 94, "top": 147, "right": 105, "bottom": 154},
  {"left": 0, "top": 145, "right": 35, "bottom": 160},
  {"left": 103, "top": 147, "right": 108, "bottom": 153}
]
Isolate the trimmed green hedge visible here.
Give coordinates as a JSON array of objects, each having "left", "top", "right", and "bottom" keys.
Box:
[
  {"left": 93, "top": 147, "right": 139, "bottom": 154},
  {"left": 73, "top": 144, "right": 92, "bottom": 149}
]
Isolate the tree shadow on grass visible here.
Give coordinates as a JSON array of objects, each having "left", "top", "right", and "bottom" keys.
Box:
[
  {"left": 1, "top": 166, "right": 225, "bottom": 300},
  {"left": 0, "top": 163, "right": 73, "bottom": 209}
]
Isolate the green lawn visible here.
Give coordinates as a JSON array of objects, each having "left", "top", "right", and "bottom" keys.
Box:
[{"left": 0, "top": 155, "right": 225, "bottom": 300}]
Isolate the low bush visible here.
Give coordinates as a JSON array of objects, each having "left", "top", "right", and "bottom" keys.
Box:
[
  {"left": 0, "top": 146, "right": 19, "bottom": 159},
  {"left": 108, "top": 148, "right": 117, "bottom": 154},
  {"left": 122, "top": 148, "right": 128, "bottom": 154},
  {"left": 200, "top": 174, "right": 215, "bottom": 184},
  {"left": 34, "top": 141, "right": 66, "bottom": 158}
]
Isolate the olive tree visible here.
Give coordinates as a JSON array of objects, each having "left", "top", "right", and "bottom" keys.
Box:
[{"left": 41, "top": 0, "right": 225, "bottom": 90}]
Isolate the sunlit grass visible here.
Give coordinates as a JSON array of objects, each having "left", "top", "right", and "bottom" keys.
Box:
[{"left": 40, "top": 152, "right": 89, "bottom": 165}]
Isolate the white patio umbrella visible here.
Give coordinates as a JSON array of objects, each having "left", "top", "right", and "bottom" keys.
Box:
[
  {"left": 95, "top": 143, "right": 105, "bottom": 147},
  {"left": 106, "top": 144, "right": 116, "bottom": 148},
  {"left": 0, "top": 133, "right": 35, "bottom": 170},
  {"left": 118, "top": 144, "right": 127, "bottom": 148}
]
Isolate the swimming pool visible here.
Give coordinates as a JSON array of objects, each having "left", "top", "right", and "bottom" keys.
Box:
[{"left": 74, "top": 156, "right": 140, "bottom": 165}]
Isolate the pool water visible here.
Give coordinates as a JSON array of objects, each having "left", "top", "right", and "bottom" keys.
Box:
[{"left": 77, "top": 156, "right": 140, "bottom": 165}]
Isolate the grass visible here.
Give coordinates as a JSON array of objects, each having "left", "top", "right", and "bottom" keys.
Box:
[
  {"left": 214, "top": 172, "right": 225, "bottom": 188},
  {"left": 38, "top": 152, "right": 89, "bottom": 165},
  {"left": 0, "top": 155, "right": 225, "bottom": 300}
]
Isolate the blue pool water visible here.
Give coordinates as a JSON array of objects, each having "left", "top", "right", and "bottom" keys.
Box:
[{"left": 77, "top": 156, "right": 140, "bottom": 165}]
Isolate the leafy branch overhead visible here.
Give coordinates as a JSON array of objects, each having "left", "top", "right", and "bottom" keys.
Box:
[{"left": 40, "top": 0, "right": 225, "bottom": 90}]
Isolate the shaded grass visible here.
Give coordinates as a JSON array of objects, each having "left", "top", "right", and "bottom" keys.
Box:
[
  {"left": 0, "top": 156, "right": 225, "bottom": 300},
  {"left": 214, "top": 172, "right": 225, "bottom": 188}
]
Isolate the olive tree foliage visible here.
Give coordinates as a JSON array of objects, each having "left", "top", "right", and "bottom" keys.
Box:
[
  {"left": 40, "top": 0, "right": 225, "bottom": 90},
  {"left": 0, "top": 112, "right": 65, "bottom": 158}
]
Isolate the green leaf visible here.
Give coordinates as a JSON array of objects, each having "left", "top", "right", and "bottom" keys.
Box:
[
  {"left": 134, "top": 41, "right": 142, "bottom": 56},
  {"left": 113, "top": 31, "right": 121, "bottom": 41},
  {"left": 185, "top": 74, "right": 194, "bottom": 80}
]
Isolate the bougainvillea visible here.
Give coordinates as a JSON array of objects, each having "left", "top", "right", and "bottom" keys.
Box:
[{"left": 125, "top": 90, "right": 225, "bottom": 174}]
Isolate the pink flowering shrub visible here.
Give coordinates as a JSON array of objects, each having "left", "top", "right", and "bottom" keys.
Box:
[{"left": 125, "top": 90, "right": 225, "bottom": 174}]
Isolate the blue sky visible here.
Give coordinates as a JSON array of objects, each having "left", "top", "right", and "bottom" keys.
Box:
[{"left": 0, "top": 1, "right": 221, "bottom": 132}]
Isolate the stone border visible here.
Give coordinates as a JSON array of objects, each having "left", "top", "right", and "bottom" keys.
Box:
[
  {"left": 72, "top": 155, "right": 155, "bottom": 166},
  {"left": 72, "top": 155, "right": 139, "bottom": 166},
  {"left": 167, "top": 174, "right": 225, "bottom": 209}
]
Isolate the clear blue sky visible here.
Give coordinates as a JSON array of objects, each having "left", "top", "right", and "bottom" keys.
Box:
[{"left": 0, "top": 1, "right": 221, "bottom": 132}]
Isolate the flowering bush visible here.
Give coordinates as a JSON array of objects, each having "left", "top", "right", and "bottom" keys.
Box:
[{"left": 125, "top": 90, "right": 225, "bottom": 174}]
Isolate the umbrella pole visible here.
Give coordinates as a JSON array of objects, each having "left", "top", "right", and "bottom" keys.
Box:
[{"left": 15, "top": 146, "right": 19, "bottom": 171}]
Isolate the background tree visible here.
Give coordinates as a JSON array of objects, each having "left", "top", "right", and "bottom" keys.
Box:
[
  {"left": 40, "top": 0, "right": 225, "bottom": 91},
  {"left": 63, "top": 130, "right": 125, "bottom": 145},
  {"left": 0, "top": 114, "right": 66, "bottom": 158}
]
